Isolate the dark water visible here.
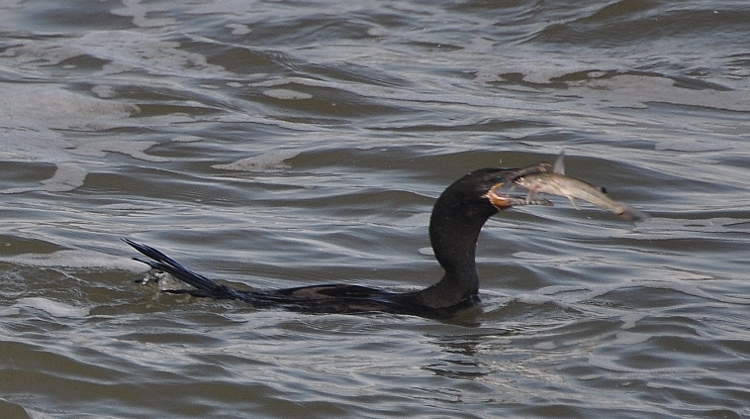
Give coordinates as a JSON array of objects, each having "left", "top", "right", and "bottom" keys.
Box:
[{"left": 1, "top": 1, "right": 749, "bottom": 417}]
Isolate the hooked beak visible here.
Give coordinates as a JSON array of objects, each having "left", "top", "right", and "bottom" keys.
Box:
[{"left": 483, "top": 163, "right": 554, "bottom": 210}]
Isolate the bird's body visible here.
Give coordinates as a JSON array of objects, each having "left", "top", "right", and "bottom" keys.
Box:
[{"left": 125, "top": 166, "right": 542, "bottom": 318}]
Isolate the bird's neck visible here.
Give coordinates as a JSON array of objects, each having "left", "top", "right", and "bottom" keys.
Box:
[{"left": 417, "top": 189, "right": 496, "bottom": 309}]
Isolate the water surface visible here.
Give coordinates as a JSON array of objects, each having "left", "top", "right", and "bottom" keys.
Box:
[{"left": 1, "top": 1, "right": 749, "bottom": 417}]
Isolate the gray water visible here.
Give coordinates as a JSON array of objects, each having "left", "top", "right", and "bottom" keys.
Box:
[{"left": 1, "top": 1, "right": 750, "bottom": 417}]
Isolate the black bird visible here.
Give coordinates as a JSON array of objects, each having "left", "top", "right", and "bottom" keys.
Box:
[{"left": 125, "top": 163, "right": 552, "bottom": 319}]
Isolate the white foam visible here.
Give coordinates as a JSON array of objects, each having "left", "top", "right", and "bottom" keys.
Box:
[
  {"left": 620, "top": 312, "right": 645, "bottom": 330},
  {"left": 91, "top": 84, "right": 117, "bottom": 99},
  {"left": 2, "top": 29, "right": 225, "bottom": 78},
  {"left": 226, "top": 23, "right": 252, "bottom": 35},
  {"left": 515, "top": 293, "right": 554, "bottom": 305},
  {"left": 0, "top": 84, "right": 144, "bottom": 193},
  {"left": 110, "top": 0, "right": 177, "bottom": 28},
  {"left": 0, "top": 84, "right": 138, "bottom": 131},
  {"left": 262, "top": 89, "right": 313, "bottom": 100},
  {"left": 0, "top": 250, "right": 149, "bottom": 273},
  {"left": 533, "top": 341, "right": 557, "bottom": 350},
  {"left": 213, "top": 151, "right": 299, "bottom": 172},
  {"left": 39, "top": 163, "right": 88, "bottom": 192},
  {"left": 15, "top": 297, "right": 89, "bottom": 318},
  {"left": 0, "top": 307, "right": 21, "bottom": 316}
]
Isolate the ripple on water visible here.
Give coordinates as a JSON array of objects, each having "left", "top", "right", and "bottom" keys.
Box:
[{"left": 1, "top": 0, "right": 750, "bottom": 418}]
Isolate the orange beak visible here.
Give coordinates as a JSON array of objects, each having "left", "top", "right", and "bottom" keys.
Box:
[{"left": 484, "top": 182, "right": 514, "bottom": 210}]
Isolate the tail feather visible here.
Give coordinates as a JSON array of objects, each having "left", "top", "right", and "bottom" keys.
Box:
[{"left": 123, "top": 238, "right": 241, "bottom": 299}]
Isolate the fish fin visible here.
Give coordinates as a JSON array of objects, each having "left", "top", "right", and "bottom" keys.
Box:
[
  {"left": 553, "top": 150, "right": 565, "bottom": 175},
  {"left": 567, "top": 196, "right": 581, "bottom": 209}
]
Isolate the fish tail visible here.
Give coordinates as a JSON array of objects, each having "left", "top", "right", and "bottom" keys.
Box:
[{"left": 617, "top": 204, "right": 650, "bottom": 221}]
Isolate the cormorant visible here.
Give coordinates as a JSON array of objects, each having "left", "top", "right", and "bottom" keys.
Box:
[{"left": 125, "top": 163, "right": 553, "bottom": 319}]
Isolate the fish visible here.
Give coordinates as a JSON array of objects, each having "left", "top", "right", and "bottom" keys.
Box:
[
  {"left": 512, "top": 151, "right": 649, "bottom": 221},
  {"left": 484, "top": 163, "right": 556, "bottom": 209},
  {"left": 484, "top": 183, "right": 554, "bottom": 208}
]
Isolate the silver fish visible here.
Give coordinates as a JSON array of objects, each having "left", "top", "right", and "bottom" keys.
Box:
[
  {"left": 484, "top": 182, "right": 553, "bottom": 208},
  {"left": 513, "top": 151, "right": 649, "bottom": 221}
]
